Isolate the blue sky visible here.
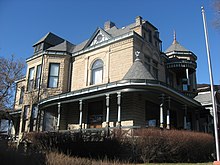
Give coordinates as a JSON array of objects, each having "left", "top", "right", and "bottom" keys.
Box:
[{"left": 0, "top": 0, "right": 219, "bottom": 84}]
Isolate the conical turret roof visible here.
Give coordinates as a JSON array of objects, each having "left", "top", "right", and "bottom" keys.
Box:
[
  {"left": 123, "top": 57, "right": 155, "bottom": 80},
  {"left": 165, "top": 31, "right": 189, "bottom": 53}
]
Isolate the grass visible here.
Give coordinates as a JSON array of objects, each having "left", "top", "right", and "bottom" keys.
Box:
[{"left": 141, "top": 163, "right": 213, "bottom": 165}]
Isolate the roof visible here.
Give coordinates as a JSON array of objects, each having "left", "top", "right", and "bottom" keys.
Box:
[
  {"left": 33, "top": 32, "right": 65, "bottom": 46},
  {"left": 72, "top": 39, "right": 89, "bottom": 53},
  {"left": 165, "top": 39, "right": 189, "bottom": 53},
  {"left": 47, "top": 40, "right": 75, "bottom": 52},
  {"left": 195, "top": 84, "right": 220, "bottom": 106},
  {"left": 197, "top": 84, "right": 220, "bottom": 92},
  {"left": 106, "top": 23, "right": 136, "bottom": 37},
  {"left": 123, "top": 58, "right": 155, "bottom": 80},
  {"left": 71, "top": 23, "right": 136, "bottom": 54},
  {"left": 36, "top": 17, "right": 150, "bottom": 54},
  {"left": 194, "top": 92, "right": 212, "bottom": 106}
]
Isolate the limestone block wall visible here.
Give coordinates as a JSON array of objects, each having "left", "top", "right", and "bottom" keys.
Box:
[
  {"left": 71, "top": 38, "right": 134, "bottom": 91},
  {"left": 14, "top": 79, "right": 26, "bottom": 110},
  {"left": 133, "top": 37, "right": 166, "bottom": 82}
]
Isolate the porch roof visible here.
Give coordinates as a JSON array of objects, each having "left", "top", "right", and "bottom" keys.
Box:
[{"left": 39, "top": 79, "right": 201, "bottom": 109}]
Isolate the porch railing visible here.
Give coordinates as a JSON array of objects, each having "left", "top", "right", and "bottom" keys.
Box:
[{"left": 56, "top": 126, "right": 142, "bottom": 141}]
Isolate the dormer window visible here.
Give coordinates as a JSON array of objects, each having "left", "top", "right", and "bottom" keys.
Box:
[{"left": 34, "top": 43, "right": 43, "bottom": 53}]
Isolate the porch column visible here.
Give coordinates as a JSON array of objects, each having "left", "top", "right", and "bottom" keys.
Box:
[
  {"left": 207, "top": 114, "right": 210, "bottom": 133},
  {"left": 196, "top": 111, "right": 200, "bottom": 131},
  {"left": 57, "top": 103, "right": 61, "bottom": 130},
  {"left": 183, "top": 105, "right": 187, "bottom": 129},
  {"left": 79, "top": 100, "right": 83, "bottom": 129},
  {"left": 186, "top": 68, "right": 190, "bottom": 85},
  {"left": 166, "top": 97, "right": 171, "bottom": 129},
  {"left": 160, "top": 95, "right": 164, "bottom": 128},
  {"left": 39, "top": 109, "right": 44, "bottom": 131},
  {"left": 117, "top": 92, "right": 121, "bottom": 127},
  {"left": 106, "top": 94, "right": 110, "bottom": 128},
  {"left": 160, "top": 103, "right": 164, "bottom": 128}
]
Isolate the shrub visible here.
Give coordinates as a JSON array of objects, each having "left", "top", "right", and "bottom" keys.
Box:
[
  {"left": 118, "top": 128, "right": 215, "bottom": 163},
  {"left": 23, "top": 128, "right": 215, "bottom": 163}
]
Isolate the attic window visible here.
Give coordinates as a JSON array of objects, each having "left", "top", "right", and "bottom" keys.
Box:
[
  {"left": 34, "top": 43, "right": 42, "bottom": 53},
  {"left": 97, "top": 34, "right": 103, "bottom": 42}
]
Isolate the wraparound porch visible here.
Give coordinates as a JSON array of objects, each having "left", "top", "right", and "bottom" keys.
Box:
[{"left": 38, "top": 80, "right": 202, "bottom": 132}]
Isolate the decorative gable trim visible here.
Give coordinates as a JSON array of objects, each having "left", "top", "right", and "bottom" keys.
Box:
[{"left": 84, "top": 27, "right": 112, "bottom": 48}]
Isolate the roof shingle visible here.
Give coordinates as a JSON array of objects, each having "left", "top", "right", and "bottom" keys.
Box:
[{"left": 123, "top": 59, "right": 155, "bottom": 80}]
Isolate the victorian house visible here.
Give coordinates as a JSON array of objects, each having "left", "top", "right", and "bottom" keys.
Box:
[{"left": 13, "top": 16, "right": 205, "bottom": 138}]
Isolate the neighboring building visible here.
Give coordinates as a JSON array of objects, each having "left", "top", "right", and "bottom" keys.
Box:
[
  {"left": 194, "top": 84, "right": 220, "bottom": 134},
  {"left": 13, "top": 16, "right": 210, "bottom": 139}
]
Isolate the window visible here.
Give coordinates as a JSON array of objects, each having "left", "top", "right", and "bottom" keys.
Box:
[
  {"left": 22, "top": 105, "right": 30, "bottom": 132},
  {"left": 48, "top": 63, "right": 60, "bottom": 88},
  {"left": 35, "top": 64, "right": 42, "bottom": 89},
  {"left": 144, "top": 55, "right": 151, "bottom": 71},
  {"left": 23, "top": 106, "right": 29, "bottom": 120},
  {"left": 145, "top": 101, "right": 159, "bottom": 127},
  {"left": 182, "top": 78, "right": 188, "bottom": 91},
  {"left": 168, "top": 73, "right": 174, "bottom": 87},
  {"left": 148, "top": 30, "right": 152, "bottom": 43},
  {"left": 19, "top": 87, "right": 24, "bottom": 104},
  {"left": 27, "top": 67, "right": 34, "bottom": 91},
  {"left": 91, "top": 59, "right": 103, "bottom": 85},
  {"left": 30, "top": 105, "right": 38, "bottom": 132},
  {"left": 152, "top": 60, "right": 158, "bottom": 79},
  {"left": 34, "top": 43, "right": 42, "bottom": 53},
  {"left": 31, "top": 105, "right": 38, "bottom": 119}
]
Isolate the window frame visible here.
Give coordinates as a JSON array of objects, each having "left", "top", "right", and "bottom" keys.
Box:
[
  {"left": 144, "top": 54, "right": 151, "bottom": 72},
  {"left": 19, "top": 86, "right": 25, "bottom": 105},
  {"left": 91, "top": 59, "right": 103, "bottom": 85},
  {"left": 23, "top": 105, "right": 30, "bottom": 120},
  {"left": 152, "top": 60, "right": 158, "bottom": 79},
  {"left": 27, "top": 67, "right": 35, "bottom": 91},
  {"left": 35, "top": 64, "right": 42, "bottom": 89},
  {"left": 48, "top": 63, "right": 60, "bottom": 88}
]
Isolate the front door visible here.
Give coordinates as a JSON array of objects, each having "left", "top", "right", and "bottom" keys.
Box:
[{"left": 88, "top": 101, "right": 103, "bottom": 128}]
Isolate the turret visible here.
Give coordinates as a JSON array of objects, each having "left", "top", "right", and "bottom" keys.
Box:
[{"left": 165, "top": 32, "right": 197, "bottom": 97}]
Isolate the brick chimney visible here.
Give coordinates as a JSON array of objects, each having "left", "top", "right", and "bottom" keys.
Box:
[
  {"left": 104, "top": 21, "right": 115, "bottom": 31},
  {"left": 135, "top": 16, "right": 143, "bottom": 26}
]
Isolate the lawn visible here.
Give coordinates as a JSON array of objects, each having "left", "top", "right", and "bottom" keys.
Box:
[{"left": 142, "top": 163, "right": 212, "bottom": 165}]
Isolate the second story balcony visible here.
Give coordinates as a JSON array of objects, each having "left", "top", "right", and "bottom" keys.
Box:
[{"left": 166, "top": 59, "right": 197, "bottom": 70}]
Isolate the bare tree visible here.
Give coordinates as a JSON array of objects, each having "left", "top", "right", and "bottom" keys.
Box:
[{"left": 0, "top": 55, "right": 25, "bottom": 110}]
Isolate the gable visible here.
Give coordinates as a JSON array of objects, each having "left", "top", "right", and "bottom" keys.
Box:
[{"left": 85, "top": 28, "right": 112, "bottom": 48}]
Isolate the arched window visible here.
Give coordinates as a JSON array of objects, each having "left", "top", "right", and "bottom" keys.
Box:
[{"left": 91, "top": 59, "right": 103, "bottom": 85}]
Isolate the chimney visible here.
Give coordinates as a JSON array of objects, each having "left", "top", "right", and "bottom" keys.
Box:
[
  {"left": 135, "top": 16, "right": 143, "bottom": 26},
  {"left": 104, "top": 21, "right": 115, "bottom": 30}
]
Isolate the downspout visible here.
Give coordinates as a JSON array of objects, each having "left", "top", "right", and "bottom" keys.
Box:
[
  {"left": 37, "top": 53, "right": 45, "bottom": 131},
  {"left": 68, "top": 55, "right": 73, "bottom": 92}
]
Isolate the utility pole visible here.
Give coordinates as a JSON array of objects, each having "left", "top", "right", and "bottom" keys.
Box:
[{"left": 201, "top": 6, "right": 219, "bottom": 162}]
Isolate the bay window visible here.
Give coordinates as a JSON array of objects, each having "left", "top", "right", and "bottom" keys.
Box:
[
  {"left": 48, "top": 63, "right": 60, "bottom": 88},
  {"left": 27, "top": 67, "right": 34, "bottom": 91},
  {"left": 35, "top": 64, "right": 41, "bottom": 89}
]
